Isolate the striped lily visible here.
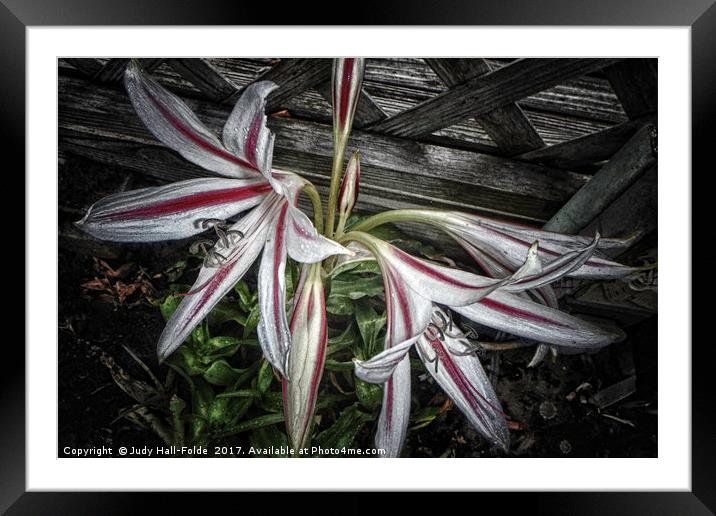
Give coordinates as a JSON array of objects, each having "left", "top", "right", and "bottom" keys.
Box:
[
  {"left": 350, "top": 209, "right": 636, "bottom": 280},
  {"left": 76, "top": 61, "right": 350, "bottom": 376},
  {"left": 344, "top": 231, "right": 623, "bottom": 456},
  {"left": 282, "top": 263, "right": 328, "bottom": 450}
]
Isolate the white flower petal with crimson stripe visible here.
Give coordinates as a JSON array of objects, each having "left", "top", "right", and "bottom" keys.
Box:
[
  {"left": 222, "top": 81, "right": 279, "bottom": 184},
  {"left": 503, "top": 236, "right": 599, "bottom": 293},
  {"left": 373, "top": 238, "right": 510, "bottom": 308},
  {"left": 124, "top": 61, "right": 259, "bottom": 179},
  {"left": 454, "top": 290, "right": 625, "bottom": 348},
  {"left": 353, "top": 337, "right": 417, "bottom": 384},
  {"left": 157, "top": 195, "right": 282, "bottom": 361},
  {"left": 415, "top": 319, "right": 509, "bottom": 450},
  {"left": 76, "top": 177, "right": 271, "bottom": 242},
  {"left": 284, "top": 263, "right": 328, "bottom": 449},
  {"left": 286, "top": 206, "right": 354, "bottom": 263},
  {"left": 375, "top": 356, "right": 411, "bottom": 458},
  {"left": 257, "top": 201, "right": 292, "bottom": 376}
]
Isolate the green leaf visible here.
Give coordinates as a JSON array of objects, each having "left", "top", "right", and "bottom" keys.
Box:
[
  {"left": 164, "top": 260, "right": 187, "bottom": 282},
  {"left": 354, "top": 299, "right": 386, "bottom": 359},
  {"left": 324, "top": 359, "right": 355, "bottom": 371},
  {"left": 213, "top": 413, "right": 285, "bottom": 439},
  {"left": 327, "top": 323, "right": 359, "bottom": 356},
  {"left": 250, "top": 425, "right": 289, "bottom": 456},
  {"left": 328, "top": 259, "right": 380, "bottom": 279},
  {"left": 243, "top": 304, "right": 260, "bottom": 338},
  {"left": 189, "top": 378, "right": 215, "bottom": 444},
  {"left": 159, "top": 293, "right": 182, "bottom": 321},
  {"left": 330, "top": 275, "right": 384, "bottom": 300},
  {"left": 257, "top": 360, "right": 274, "bottom": 392},
  {"left": 169, "top": 394, "right": 186, "bottom": 446},
  {"left": 355, "top": 379, "right": 382, "bottom": 410},
  {"left": 314, "top": 404, "right": 373, "bottom": 451},
  {"left": 201, "top": 360, "right": 251, "bottom": 387},
  {"left": 216, "top": 389, "right": 262, "bottom": 399},
  {"left": 326, "top": 295, "right": 355, "bottom": 315},
  {"left": 209, "top": 301, "right": 246, "bottom": 326},
  {"left": 233, "top": 281, "right": 255, "bottom": 311},
  {"left": 256, "top": 391, "right": 284, "bottom": 413},
  {"left": 168, "top": 346, "right": 207, "bottom": 376},
  {"left": 410, "top": 406, "right": 443, "bottom": 431}
]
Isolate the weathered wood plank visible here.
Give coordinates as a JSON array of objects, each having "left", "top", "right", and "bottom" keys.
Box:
[
  {"left": 245, "top": 58, "right": 332, "bottom": 113},
  {"left": 604, "top": 59, "right": 658, "bottom": 119},
  {"left": 367, "top": 58, "right": 622, "bottom": 138},
  {"left": 425, "top": 58, "right": 544, "bottom": 155},
  {"left": 581, "top": 166, "right": 657, "bottom": 255},
  {"left": 57, "top": 73, "right": 590, "bottom": 223},
  {"left": 63, "top": 58, "right": 104, "bottom": 77},
  {"left": 543, "top": 124, "right": 657, "bottom": 233},
  {"left": 69, "top": 58, "right": 163, "bottom": 83},
  {"left": 167, "top": 58, "right": 238, "bottom": 102},
  {"left": 314, "top": 80, "right": 387, "bottom": 128},
  {"left": 133, "top": 58, "right": 618, "bottom": 153},
  {"left": 518, "top": 115, "right": 656, "bottom": 170}
]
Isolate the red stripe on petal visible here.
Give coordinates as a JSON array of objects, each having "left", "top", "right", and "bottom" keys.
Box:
[
  {"left": 271, "top": 205, "right": 289, "bottom": 325},
  {"left": 395, "top": 249, "right": 477, "bottom": 290},
  {"left": 244, "top": 111, "right": 264, "bottom": 167},
  {"left": 338, "top": 59, "right": 355, "bottom": 127},
  {"left": 385, "top": 376, "right": 394, "bottom": 431},
  {"left": 146, "top": 87, "right": 256, "bottom": 171},
  {"left": 98, "top": 183, "right": 273, "bottom": 221}
]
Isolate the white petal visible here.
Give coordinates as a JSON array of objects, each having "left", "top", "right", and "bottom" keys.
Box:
[
  {"left": 375, "top": 356, "right": 411, "bottom": 458},
  {"left": 222, "top": 81, "right": 279, "bottom": 184},
  {"left": 353, "top": 338, "right": 417, "bottom": 384},
  {"left": 454, "top": 290, "right": 625, "bottom": 348},
  {"left": 284, "top": 263, "right": 328, "bottom": 449},
  {"left": 416, "top": 319, "right": 509, "bottom": 450},
  {"left": 157, "top": 195, "right": 281, "bottom": 361},
  {"left": 256, "top": 201, "right": 292, "bottom": 376},
  {"left": 76, "top": 177, "right": 270, "bottom": 242},
  {"left": 286, "top": 206, "right": 354, "bottom": 263},
  {"left": 124, "top": 61, "right": 258, "bottom": 178}
]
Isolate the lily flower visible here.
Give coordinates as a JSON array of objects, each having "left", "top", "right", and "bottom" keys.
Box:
[
  {"left": 76, "top": 61, "right": 350, "bottom": 376},
  {"left": 282, "top": 262, "right": 327, "bottom": 450},
  {"left": 416, "top": 307, "right": 509, "bottom": 450},
  {"left": 352, "top": 209, "right": 636, "bottom": 280},
  {"left": 344, "top": 231, "right": 623, "bottom": 456}
]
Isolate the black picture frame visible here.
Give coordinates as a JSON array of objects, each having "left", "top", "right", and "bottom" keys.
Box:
[{"left": 5, "top": 1, "right": 709, "bottom": 513}]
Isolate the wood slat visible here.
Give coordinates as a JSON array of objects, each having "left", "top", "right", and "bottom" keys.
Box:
[
  {"left": 367, "top": 58, "right": 622, "bottom": 138},
  {"left": 245, "top": 58, "right": 332, "bottom": 113},
  {"left": 425, "top": 58, "right": 544, "bottom": 155},
  {"left": 71, "top": 58, "right": 164, "bottom": 83},
  {"left": 581, "top": 166, "right": 657, "bottom": 255},
  {"left": 518, "top": 115, "right": 656, "bottom": 170},
  {"left": 57, "top": 73, "right": 590, "bottom": 223},
  {"left": 135, "top": 58, "right": 620, "bottom": 154},
  {"left": 543, "top": 124, "right": 657, "bottom": 233},
  {"left": 604, "top": 59, "right": 658, "bottom": 119},
  {"left": 167, "top": 58, "right": 238, "bottom": 102},
  {"left": 63, "top": 58, "right": 104, "bottom": 77},
  {"left": 314, "top": 80, "right": 387, "bottom": 128}
]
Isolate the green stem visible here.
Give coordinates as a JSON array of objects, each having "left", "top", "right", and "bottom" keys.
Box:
[
  {"left": 302, "top": 182, "right": 324, "bottom": 235},
  {"left": 324, "top": 139, "right": 347, "bottom": 238},
  {"left": 348, "top": 208, "right": 440, "bottom": 233}
]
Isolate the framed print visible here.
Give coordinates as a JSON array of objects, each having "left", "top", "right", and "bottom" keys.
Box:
[{"left": 5, "top": 0, "right": 710, "bottom": 513}]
